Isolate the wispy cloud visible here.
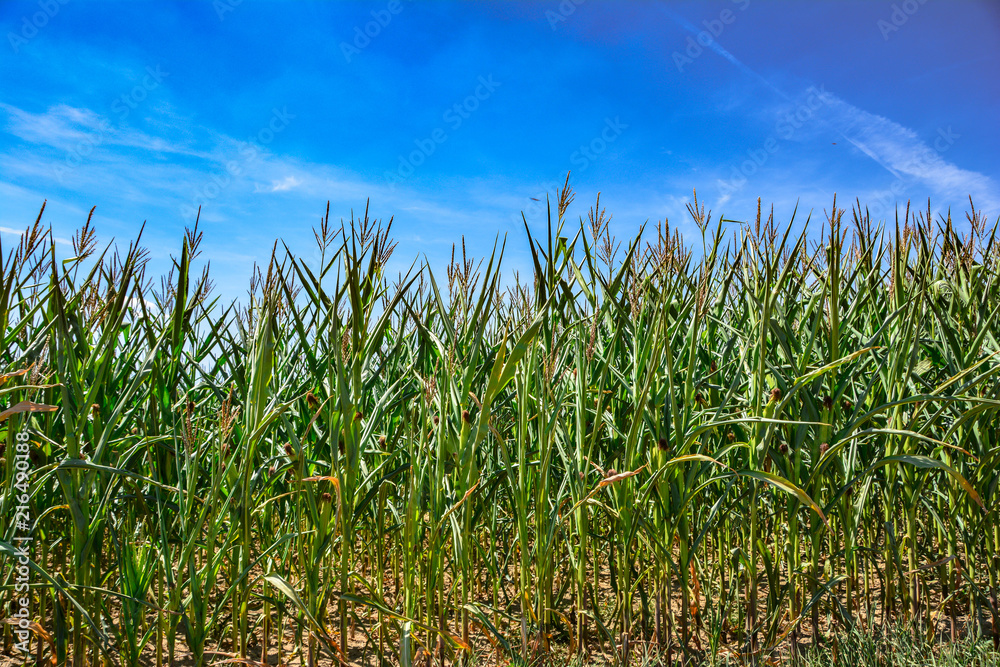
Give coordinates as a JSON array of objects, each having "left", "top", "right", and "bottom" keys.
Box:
[
  {"left": 262, "top": 175, "right": 303, "bottom": 192},
  {"left": 665, "top": 8, "right": 999, "bottom": 215},
  {"left": 818, "top": 98, "right": 999, "bottom": 210},
  {"left": 0, "top": 103, "right": 206, "bottom": 159},
  {"left": 0, "top": 225, "right": 72, "bottom": 246},
  {"left": 0, "top": 100, "right": 540, "bottom": 266}
]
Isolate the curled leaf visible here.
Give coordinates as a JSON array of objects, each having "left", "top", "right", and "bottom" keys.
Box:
[
  {"left": 598, "top": 465, "right": 647, "bottom": 488},
  {"left": 0, "top": 400, "right": 58, "bottom": 423}
]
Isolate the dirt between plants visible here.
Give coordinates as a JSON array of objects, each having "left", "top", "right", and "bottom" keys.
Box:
[{"left": 0, "top": 553, "right": 994, "bottom": 666}]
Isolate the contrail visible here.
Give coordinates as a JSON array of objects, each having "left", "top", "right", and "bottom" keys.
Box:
[{"left": 661, "top": 3, "right": 1000, "bottom": 206}]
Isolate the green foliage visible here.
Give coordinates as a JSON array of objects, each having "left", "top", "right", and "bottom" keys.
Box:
[{"left": 1, "top": 192, "right": 999, "bottom": 666}]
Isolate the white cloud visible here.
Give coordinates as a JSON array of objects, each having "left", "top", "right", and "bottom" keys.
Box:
[
  {"left": 0, "top": 103, "right": 208, "bottom": 159},
  {"left": 264, "top": 176, "right": 303, "bottom": 192},
  {"left": 817, "top": 97, "right": 999, "bottom": 211},
  {"left": 665, "top": 12, "right": 999, "bottom": 217},
  {"left": 0, "top": 225, "right": 73, "bottom": 246}
]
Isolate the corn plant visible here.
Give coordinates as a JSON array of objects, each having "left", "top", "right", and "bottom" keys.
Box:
[{"left": 1, "top": 190, "right": 998, "bottom": 666}]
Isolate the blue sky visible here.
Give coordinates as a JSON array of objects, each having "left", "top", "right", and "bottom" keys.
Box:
[{"left": 2, "top": 0, "right": 999, "bottom": 300}]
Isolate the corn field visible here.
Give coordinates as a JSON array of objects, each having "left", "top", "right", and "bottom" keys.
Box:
[{"left": 2, "top": 188, "right": 1000, "bottom": 666}]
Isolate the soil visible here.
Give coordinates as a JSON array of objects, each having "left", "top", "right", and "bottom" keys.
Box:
[{"left": 0, "top": 552, "right": 994, "bottom": 666}]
